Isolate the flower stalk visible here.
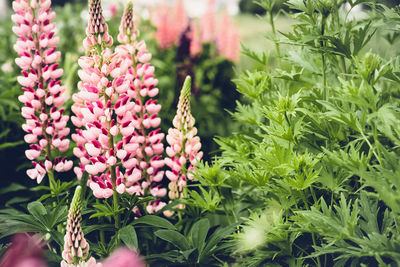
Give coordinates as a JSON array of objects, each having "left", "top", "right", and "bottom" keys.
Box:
[{"left": 12, "top": 0, "right": 72, "bottom": 186}]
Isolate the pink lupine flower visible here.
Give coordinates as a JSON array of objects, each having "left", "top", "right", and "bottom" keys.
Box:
[
  {"left": 165, "top": 76, "right": 203, "bottom": 202},
  {"left": 200, "top": 0, "right": 217, "bottom": 43},
  {"left": 61, "top": 186, "right": 97, "bottom": 267},
  {"left": 72, "top": 0, "right": 128, "bottom": 198},
  {"left": 216, "top": 10, "right": 240, "bottom": 62},
  {"left": 152, "top": 0, "right": 188, "bottom": 49},
  {"left": 73, "top": 1, "right": 166, "bottom": 207},
  {"left": 12, "top": 0, "right": 72, "bottom": 184},
  {"left": 0, "top": 233, "right": 47, "bottom": 267},
  {"left": 114, "top": 3, "right": 167, "bottom": 211},
  {"left": 101, "top": 248, "right": 146, "bottom": 267}
]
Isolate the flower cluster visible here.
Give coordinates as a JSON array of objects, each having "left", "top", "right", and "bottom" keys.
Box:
[
  {"left": 115, "top": 3, "right": 167, "bottom": 212},
  {"left": 165, "top": 76, "right": 202, "bottom": 200},
  {"left": 61, "top": 186, "right": 93, "bottom": 267},
  {"left": 72, "top": 1, "right": 166, "bottom": 210},
  {"left": 12, "top": 0, "right": 72, "bottom": 184}
]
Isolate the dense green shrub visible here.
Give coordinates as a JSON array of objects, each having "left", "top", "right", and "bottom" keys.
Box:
[{"left": 188, "top": 0, "right": 400, "bottom": 265}]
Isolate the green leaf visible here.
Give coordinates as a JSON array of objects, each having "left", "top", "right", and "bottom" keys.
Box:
[
  {"left": 0, "top": 183, "right": 27, "bottom": 195},
  {"left": 119, "top": 225, "right": 138, "bottom": 250},
  {"left": 132, "top": 215, "right": 176, "bottom": 230},
  {"left": 27, "top": 201, "right": 47, "bottom": 218},
  {"left": 190, "top": 218, "right": 210, "bottom": 254},
  {"left": 0, "top": 141, "right": 24, "bottom": 150},
  {"left": 200, "top": 222, "right": 239, "bottom": 261},
  {"left": 155, "top": 230, "right": 190, "bottom": 251}
]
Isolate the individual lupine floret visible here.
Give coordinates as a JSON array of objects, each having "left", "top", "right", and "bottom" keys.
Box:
[
  {"left": 114, "top": 3, "right": 167, "bottom": 211},
  {"left": 61, "top": 186, "right": 96, "bottom": 267},
  {"left": 165, "top": 76, "right": 203, "bottom": 200},
  {"left": 12, "top": 0, "right": 72, "bottom": 184}
]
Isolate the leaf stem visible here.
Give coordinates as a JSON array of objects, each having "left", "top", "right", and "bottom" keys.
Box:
[{"left": 268, "top": 10, "right": 281, "bottom": 62}]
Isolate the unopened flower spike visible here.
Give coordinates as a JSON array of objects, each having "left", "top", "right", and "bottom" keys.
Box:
[
  {"left": 84, "top": 0, "right": 113, "bottom": 52},
  {"left": 118, "top": 1, "right": 139, "bottom": 44},
  {"left": 62, "top": 186, "right": 97, "bottom": 267},
  {"left": 165, "top": 76, "right": 203, "bottom": 209}
]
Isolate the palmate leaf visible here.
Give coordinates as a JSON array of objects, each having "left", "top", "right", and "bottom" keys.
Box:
[
  {"left": 298, "top": 193, "right": 400, "bottom": 265},
  {"left": 0, "top": 201, "right": 67, "bottom": 239}
]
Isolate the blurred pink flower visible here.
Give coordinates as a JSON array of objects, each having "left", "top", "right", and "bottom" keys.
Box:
[
  {"left": 216, "top": 10, "right": 240, "bottom": 62},
  {"left": 152, "top": 0, "right": 188, "bottom": 49},
  {"left": 0, "top": 234, "right": 47, "bottom": 267},
  {"left": 200, "top": 0, "right": 217, "bottom": 43},
  {"left": 189, "top": 21, "right": 202, "bottom": 57},
  {"left": 109, "top": 3, "right": 118, "bottom": 17},
  {"left": 101, "top": 248, "right": 145, "bottom": 267}
]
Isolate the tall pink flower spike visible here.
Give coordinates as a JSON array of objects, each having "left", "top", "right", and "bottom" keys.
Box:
[
  {"left": 12, "top": 0, "right": 72, "bottom": 184},
  {"left": 71, "top": 0, "right": 129, "bottom": 198},
  {"left": 165, "top": 76, "right": 203, "bottom": 207},
  {"left": 216, "top": 10, "right": 240, "bottom": 62},
  {"left": 116, "top": 2, "right": 167, "bottom": 213}
]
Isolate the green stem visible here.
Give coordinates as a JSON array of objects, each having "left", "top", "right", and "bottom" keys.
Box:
[
  {"left": 301, "top": 192, "right": 321, "bottom": 267},
  {"left": 320, "top": 16, "right": 327, "bottom": 101},
  {"left": 268, "top": 11, "right": 281, "bottom": 62},
  {"left": 113, "top": 189, "right": 121, "bottom": 230}
]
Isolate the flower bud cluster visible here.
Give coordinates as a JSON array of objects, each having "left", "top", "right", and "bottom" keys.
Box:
[
  {"left": 61, "top": 186, "right": 94, "bottom": 267},
  {"left": 84, "top": 0, "right": 113, "bottom": 52},
  {"left": 12, "top": 0, "right": 72, "bottom": 183},
  {"left": 165, "top": 76, "right": 203, "bottom": 200}
]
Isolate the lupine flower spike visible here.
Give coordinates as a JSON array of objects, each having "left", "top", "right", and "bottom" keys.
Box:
[
  {"left": 62, "top": 186, "right": 98, "bottom": 267},
  {"left": 165, "top": 76, "right": 203, "bottom": 206},
  {"left": 72, "top": 0, "right": 129, "bottom": 198},
  {"left": 116, "top": 2, "right": 167, "bottom": 213},
  {"left": 12, "top": 0, "right": 72, "bottom": 184}
]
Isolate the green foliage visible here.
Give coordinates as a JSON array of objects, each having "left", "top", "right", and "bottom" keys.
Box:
[
  {"left": 148, "top": 218, "right": 238, "bottom": 265},
  {"left": 184, "top": 0, "right": 400, "bottom": 266}
]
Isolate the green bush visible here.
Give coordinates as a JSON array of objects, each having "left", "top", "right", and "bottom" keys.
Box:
[{"left": 188, "top": 0, "right": 400, "bottom": 265}]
